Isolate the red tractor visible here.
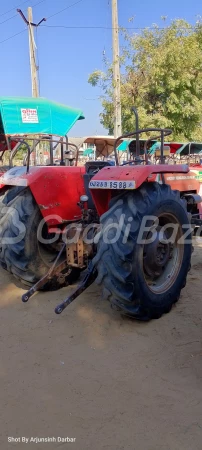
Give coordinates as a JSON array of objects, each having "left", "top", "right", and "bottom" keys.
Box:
[
  {"left": 0, "top": 102, "right": 201, "bottom": 320},
  {"left": 19, "top": 109, "right": 202, "bottom": 320},
  {"left": 0, "top": 97, "right": 118, "bottom": 290},
  {"left": 0, "top": 96, "right": 87, "bottom": 289}
]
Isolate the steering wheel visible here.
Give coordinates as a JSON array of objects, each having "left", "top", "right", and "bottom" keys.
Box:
[{"left": 121, "top": 158, "right": 146, "bottom": 166}]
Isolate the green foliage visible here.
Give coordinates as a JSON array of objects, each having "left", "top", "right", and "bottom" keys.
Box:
[
  {"left": 2, "top": 140, "right": 32, "bottom": 165},
  {"left": 88, "top": 19, "right": 202, "bottom": 141},
  {"left": 88, "top": 70, "right": 105, "bottom": 87}
]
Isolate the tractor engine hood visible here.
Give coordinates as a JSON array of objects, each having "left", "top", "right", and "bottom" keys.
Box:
[{"left": 0, "top": 166, "right": 86, "bottom": 226}]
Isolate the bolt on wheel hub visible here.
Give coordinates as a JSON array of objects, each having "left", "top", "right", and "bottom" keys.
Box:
[{"left": 144, "top": 230, "right": 172, "bottom": 278}]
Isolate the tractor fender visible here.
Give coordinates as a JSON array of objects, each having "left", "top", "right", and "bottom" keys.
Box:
[
  {"left": 89, "top": 164, "right": 200, "bottom": 216},
  {"left": 0, "top": 166, "right": 86, "bottom": 225}
]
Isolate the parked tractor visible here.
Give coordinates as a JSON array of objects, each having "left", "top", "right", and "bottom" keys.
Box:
[
  {"left": 0, "top": 98, "right": 122, "bottom": 290},
  {"left": 0, "top": 101, "right": 202, "bottom": 320},
  {"left": 0, "top": 97, "right": 86, "bottom": 289},
  {"left": 22, "top": 110, "right": 202, "bottom": 320}
]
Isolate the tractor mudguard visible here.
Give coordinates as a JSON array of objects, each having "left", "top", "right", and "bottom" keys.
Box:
[
  {"left": 0, "top": 166, "right": 86, "bottom": 225},
  {"left": 89, "top": 164, "right": 201, "bottom": 216}
]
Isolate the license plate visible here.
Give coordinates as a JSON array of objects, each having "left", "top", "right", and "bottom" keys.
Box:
[{"left": 89, "top": 180, "right": 136, "bottom": 189}]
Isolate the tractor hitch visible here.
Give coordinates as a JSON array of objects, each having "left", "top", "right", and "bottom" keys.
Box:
[
  {"left": 22, "top": 243, "right": 67, "bottom": 303},
  {"left": 21, "top": 246, "right": 97, "bottom": 315},
  {"left": 21, "top": 260, "right": 67, "bottom": 303},
  {"left": 55, "top": 262, "right": 97, "bottom": 314}
]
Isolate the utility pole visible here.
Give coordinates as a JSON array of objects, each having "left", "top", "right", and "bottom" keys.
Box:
[
  {"left": 17, "top": 8, "right": 46, "bottom": 98},
  {"left": 28, "top": 7, "right": 39, "bottom": 97},
  {"left": 112, "top": 0, "right": 122, "bottom": 138}
]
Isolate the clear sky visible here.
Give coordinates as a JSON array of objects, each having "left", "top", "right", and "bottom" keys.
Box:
[{"left": 0, "top": 0, "right": 201, "bottom": 136}]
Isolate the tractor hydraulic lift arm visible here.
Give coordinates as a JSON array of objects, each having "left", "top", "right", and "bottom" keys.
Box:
[
  {"left": 22, "top": 243, "right": 67, "bottom": 303},
  {"left": 22, "top": 252, "right": 97, "bottom": 313},
  {"left": 55, "top": 262, "right": 97, "bottom": 314}
]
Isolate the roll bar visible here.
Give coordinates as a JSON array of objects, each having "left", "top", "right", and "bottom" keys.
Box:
[
  {"left": 7, "top": 136, "right": 80, "bottom": 173},
  {"left": 114, "top": 108, "right": 172, "bottom": 165}
]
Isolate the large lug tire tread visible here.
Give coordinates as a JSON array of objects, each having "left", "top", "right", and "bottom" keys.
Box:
[
  {"left": 0, "top": 187, "right": 80, "bottom": 290},
  {"left": 93, "top": 182, "right": 192, "bottom": 320}
]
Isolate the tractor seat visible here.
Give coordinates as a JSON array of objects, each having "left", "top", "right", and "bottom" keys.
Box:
[
  {"left": 84, "top": 160, "right": 115, "bottom": 209},
  {"left": 85, "top": 160, "right": 115, "bottom": 174}
]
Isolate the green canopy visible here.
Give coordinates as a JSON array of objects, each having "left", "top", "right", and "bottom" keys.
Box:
[
  {"left": 117, "top": 140, "right": 130, "bottom": 151},
  {"left": 83, "top": 148, "right": 94, "bottom": 156},
  {"left": 117, "top": 139, "right": 157, "bottom": 152},
  {"left": 149, "top": 142, "right": 160, "bottom": 155},
  {"left": 0, "top": 97, "right": 84, "bottom": 136}
]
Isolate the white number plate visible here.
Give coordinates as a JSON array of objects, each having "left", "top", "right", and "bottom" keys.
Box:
[{"left": 89, "top": 180, "right": 136, "bottom": 189}]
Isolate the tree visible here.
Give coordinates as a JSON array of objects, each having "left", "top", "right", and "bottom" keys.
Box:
[{"left": 88, "top": 19, "right": 202, "bottom": 141}]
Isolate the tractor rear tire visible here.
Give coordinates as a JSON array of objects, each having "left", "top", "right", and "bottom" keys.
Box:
[
  {"left": 0, "top": 187, "right": 80, "bottom": 290},
  {"left": 93, "top": 182, "right": 192, "bottom": 320}
]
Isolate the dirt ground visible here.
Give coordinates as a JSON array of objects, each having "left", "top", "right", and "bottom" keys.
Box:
[{"left": 1, "top": 240, "right": 202, "bottom": 450}]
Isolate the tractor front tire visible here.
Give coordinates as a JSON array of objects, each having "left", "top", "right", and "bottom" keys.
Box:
[
  {"left": 93, "top": 182, "right": 192, "bottom": 320},
  {"left": 0, "top": 187, "right": 80, "bottom": 290}
]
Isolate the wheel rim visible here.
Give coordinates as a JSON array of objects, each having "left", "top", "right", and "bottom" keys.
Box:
[{"left": 143, "top": 213, "right": 184, "bottom": 294}]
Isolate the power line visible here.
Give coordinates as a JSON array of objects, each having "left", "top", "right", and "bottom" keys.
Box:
[
  {"left": 0, "top": 0, "right": 81, "bottom": 28},
  {"left": 0, "top": 0, "right": 45, "bottom": 27},
  {"left": 102, "top": 0, "right": 110, "bottom": 57},
  {"left": 0, "top": 14, "right": 17, "bottom": 26},
  {"left": 0, "top": 28, "right": 26, "bottom": 44},
  {"left": 0, "top": 18, "right": 199, "bottom": 46},
  {"left": 0, "top": 0, "right": 29, "bottom": 18},
  {"left": 29, "top": 0, "right": 46, "bottom": 10},
  {"left": 42, "top": 24, "right": 199, "bottom": 30},
  {"left": 46, "top": 0, "right": 84, "bottom": 20},
  {"left": 1, "top": 22, "right": 197, "bottom": 46}
]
